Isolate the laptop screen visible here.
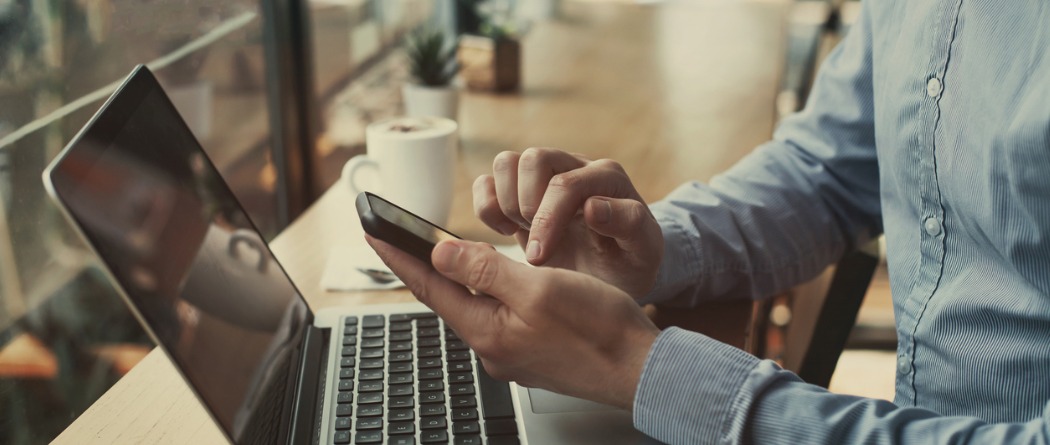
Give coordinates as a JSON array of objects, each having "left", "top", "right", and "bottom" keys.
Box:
[{"left": 46, "top": 67, "right": 309, "bottom": 444}]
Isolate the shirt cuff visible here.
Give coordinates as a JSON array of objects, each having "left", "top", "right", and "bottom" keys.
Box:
[
  {"left": 637, "top": 213, "right": 703, "bottom": 306},
  {"left": 633, "top": 327, "right": 760, "bottom": 445}
]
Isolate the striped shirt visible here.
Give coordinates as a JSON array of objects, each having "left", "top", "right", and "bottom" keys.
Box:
[{"left": 633, "top": 0, "right": 1050, "bottom": 443}]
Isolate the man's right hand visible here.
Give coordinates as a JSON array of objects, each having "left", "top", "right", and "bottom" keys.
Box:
[{"left": 473, "top": 147, "right": 664, "bottom": 300}]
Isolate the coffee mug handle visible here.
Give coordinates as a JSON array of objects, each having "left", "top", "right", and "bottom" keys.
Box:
[{"left": 342, "top": 155, "right": 380, "bottom": 195}]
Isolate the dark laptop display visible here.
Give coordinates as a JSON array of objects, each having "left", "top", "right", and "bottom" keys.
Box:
[{"left": 45, "top": 66, "right": 310, "bottom": 444}]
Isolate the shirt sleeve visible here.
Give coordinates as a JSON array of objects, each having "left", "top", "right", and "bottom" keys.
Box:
[
  {"left": 633, "top": 328, "right": 1050, "bottom": 445},
  {"left": 638, "top": 0, "right": 882, "bottom": 306}
]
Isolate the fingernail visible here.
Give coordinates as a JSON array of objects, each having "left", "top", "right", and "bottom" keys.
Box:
[
  {"left": 433, "top": 241, "right": 463, "bottom": 270},
  {"left": 526, "top": 240, "right": 541, "bottom": 261},
  {"left": 595, "top": 199, "right": 612, "bottom": 224}
]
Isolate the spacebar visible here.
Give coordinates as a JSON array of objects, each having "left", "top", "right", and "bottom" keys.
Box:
[{"left": 477, "top": 361, "right": 516, "bottom": 419}]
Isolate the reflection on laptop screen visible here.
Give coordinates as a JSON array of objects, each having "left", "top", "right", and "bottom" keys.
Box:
[{"left": 47, "top": 69, "right": 308, "bottom": 444}]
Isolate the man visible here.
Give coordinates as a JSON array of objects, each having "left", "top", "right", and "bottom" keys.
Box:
[{"left": 369, "top": 1, "right": 1050, "bottom": 443}]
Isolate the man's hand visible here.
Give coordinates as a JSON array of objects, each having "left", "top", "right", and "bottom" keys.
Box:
[
  {"left": 473, "top": 147, "right": 664, "bottom": 299},
  {"left": 367, "top": 235, "right": 661, "bottom": 409}
]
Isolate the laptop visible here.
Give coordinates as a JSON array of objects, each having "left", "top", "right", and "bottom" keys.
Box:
[{"left": 43, "top": 65, "right": 663, "bottom": 445}]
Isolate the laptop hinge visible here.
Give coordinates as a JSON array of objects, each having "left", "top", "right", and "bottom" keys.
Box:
[{"left": 288, "top": 325, "right": 329, "bottom": 445}]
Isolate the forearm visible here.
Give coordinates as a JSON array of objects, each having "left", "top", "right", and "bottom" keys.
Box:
[{"left": 633, "top": 328, "right": 1050, "bottom": 445}]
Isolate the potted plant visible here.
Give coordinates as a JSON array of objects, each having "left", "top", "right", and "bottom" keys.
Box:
[
  {"left": 402, "top": 27, "right": 460, "bottom": 120},
  {"left": 458, "top": 0, "right": 522, "bottom": 92}
]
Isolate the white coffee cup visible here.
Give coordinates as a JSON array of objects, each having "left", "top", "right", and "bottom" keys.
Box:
[{"left": 342, "top": 116, "right": 459, "bottom": 226}]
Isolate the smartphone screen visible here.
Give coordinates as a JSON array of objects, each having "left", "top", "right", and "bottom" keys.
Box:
[{"left": 366, "top": 194, "right": 459, "bottom": 245}]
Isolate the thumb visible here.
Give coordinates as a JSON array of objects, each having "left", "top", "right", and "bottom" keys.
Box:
[
  {"left": 583, "top": 197, "right": 658, "bottom": 253},
  {"left": 432, "top": 239, "right": 531, "bottom": 307}
]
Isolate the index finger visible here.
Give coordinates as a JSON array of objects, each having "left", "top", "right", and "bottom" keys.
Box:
[
  {"left": 526, "top": 166, "right": 630, "bottom": 264},
  {"left": 365, "top": 235, "right": 499, "bottom": 338}
]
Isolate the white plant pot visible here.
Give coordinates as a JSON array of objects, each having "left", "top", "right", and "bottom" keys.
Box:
[{"left": 402, "top": 83, "right": 459, "bottom": 121}]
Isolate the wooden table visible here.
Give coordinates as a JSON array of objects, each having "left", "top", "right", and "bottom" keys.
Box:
[{"left": 54, "top": 1, "right": 789, "bottom": 442}]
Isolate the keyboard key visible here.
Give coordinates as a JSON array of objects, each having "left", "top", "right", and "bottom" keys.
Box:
[
  {"left": 389, "top": 409, "right": 414, "bottom": 422},
  {"left": 450, "top": 384, "right": 474, "bottom": 396},
  {"left": 478, "top": 366, "right": 516, "bottom": 419},
  {"left": 341, "top": 347, "right": 357, "bottom": 357},
  {"left": 338, "top": 380, "right": 354, "bottom": 391},
  {"left": 416, "top": 318, "right": 440, "bottom": 328},
  {"left": 336, "top": 404, "right": 353, "bottom": 417},
  {"left": 420, "top": 392, "right": 445, "bottom": 404},
  {"left": 361, "top": 329, "right": 385, "bottom": 339},
  {"left": 452, "top": 408, "right": 478, "bottom": 421},
  {"left": 357, "top": 393, "right": 382, "bottom": 404},
  {"left": 448, "top": 362, "right": 472, "bottom": 373},
  {"left": 389, "top": 342, "right": 413, "bottom": 352},
  {"left": 389, "top": 322, "right": 413, "bottom": 332},
  {"left": 421, "top": 430, "right": 449, "bottom": 444},
  {"left": 419, "top": 369, "right": 444, "bottom": 380},
  {"left": 359, "top": 370, "right": 383, "bottom": 381},
  {"left": 389, "top": 313, "right": 413, "bottom": 322},
  {"left": 421, "top": 405, "right": 446, "bottom": 417},
  {"left": 356, "top": 418, "right": 382, "bottom": 430},
  {"left": 354, "top": 430, "right": 382, "bottom": 444},
  {"left": 445, "top": 340, "right": 469, "bottom": 351},
  {"left": 390, "top": 352, "right": 414, "bottom": 362},
  {"left": 344, "top": 326, "right": 358, "bottom": 335},
  {"left": 389, "top": 421, "right": 415, "bottom": 435},
  {"left": 360, "top": 359, "right": 384, "bottom": 370},
  {"left": 360, "top": 349, "right": 384, "bottom": 359},
  {"left": 421, "top": 416, "right": 447, "bottom": 430},
  {"left": 419, "top": 358, "right": 442, "bottom": 368},
  {"left": 343, "top": 316, "right": 358, "bottom": 326},
  {"left": 389, "top": 395, "right": 414, "bottom": 408},
  {"left": 339, "top": 368, "right": 355, "bottom": 379},
  {"left": 389, "top": 373, "right": 413, "bottom": 385},
  {"left": 334, "top": 417, "right": 352, "bottom": 430},
  {"left": 361, "top": 315, "right": 385, "bottom": 328},
  {"left": 453, "top": 421, "right": 480, "bottom": 434},
  {"left": 361, "top": 338, "right": 384, "bottom": 349},
  {"left": 390, "top": 436, "right": 416, "bottom": 445},
  {"left": 390, "top": 331, "right": 412, "bottom": 342},
  {"left": 390, "top": 363, "right": 414, "bottom": 374},
  {"left": 418, "top": 338, "right": 441, "bottom": 348},
  {"left": 484, "top": 419, "right": 518, "bottom": 436},
  {"left": 337, "top": 391, "right": 353, "bottom": 404},
  {"left": 417, "top": 328, "right": 441, "bottom": 338},
  {"left": 389, "top": 384, "right": 414, "bottom": 396},
  {"left": 418, "top": 348, "right": 442, "bottom": 358},
  {"left": 487, "top": 437, "right": 520, "bottom": 445},
  {"left": 451, "top": 395, "right": 476, "bottom": 408},
  {"left": 408, "top": 312, "right": 437, "bottom": 320},
  {"left": 358, "top": 382, "right": 383, "bottom": 392},
  {"left": 420, "top": 381, "right": 444, "bottom": 392},
  {"left": 340, "top": 358, "right": 356, "bottom": 368},
  {"left": 333, "top": 430, "right": 351, "bottom": 444},
  {"left": 445, "top": 331, "right": 460, "bottom": 341},
  {"left": 448, "top": 351, "right": 471, "bottom": 362},
  {"left": 342, "top": 336, "right": 357, "bottom": 346},
  {"left": 355, "top": 405, "right": 382, "bottom": 417},
  {"left": 453, "top": 436, "right": 482, "bottom": 445},
  {"left": 449, "top": 372, "right": 473, "bottom": 384}
]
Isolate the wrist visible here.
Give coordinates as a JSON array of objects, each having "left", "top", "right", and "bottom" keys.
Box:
[{"left": 614, "top": 325, "right": 660, "bottom": 410}]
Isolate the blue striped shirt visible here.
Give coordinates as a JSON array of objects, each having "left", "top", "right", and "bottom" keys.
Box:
[{"left": 633, "top": 0, "right": 1050, "bottom": 443}]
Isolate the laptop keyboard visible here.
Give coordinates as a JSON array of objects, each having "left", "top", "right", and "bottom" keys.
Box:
[{"left": 331, "top": 313, "right": 521, "bottom": 445}]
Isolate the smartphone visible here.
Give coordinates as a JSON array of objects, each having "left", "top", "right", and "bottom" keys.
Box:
[{"left": 356, "top": 192, "right": 461, "bottom": 264}]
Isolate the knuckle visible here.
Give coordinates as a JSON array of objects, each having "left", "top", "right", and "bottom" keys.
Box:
[
  {"left": 518, "top": 147, "right": 555, "bottom": 171},
  {"left": 548, "top": 171, "right": 580, "bottom": 190},
  {"left": 530, "top": 212, "right": 554, "bottom": 232},
  {"left": 492, "top": 151, "right": 519, "bottom": 173},
  {"left": 467, "top": 254, "right": 500, "bottom": 290},
  {"left": 593, "top": 158, "right": 625, "bottom": 173}
]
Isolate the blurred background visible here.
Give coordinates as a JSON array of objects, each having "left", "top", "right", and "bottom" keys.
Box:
[{"left": 0, "top": 0, "right": 885, "bottom": 443}]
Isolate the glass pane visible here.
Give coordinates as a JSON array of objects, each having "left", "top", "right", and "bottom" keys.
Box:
[{"left": 0, "top": 1, "right": 277, "bottom": 443}]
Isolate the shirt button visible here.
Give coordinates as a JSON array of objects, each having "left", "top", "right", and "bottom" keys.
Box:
[
  {"left": 923, "top": 217, "right": 941, "bottom": 236},
  {"left": 897, "top": 355, "right": 911, "bottom": 374},
  {"left": 926, "top": 77, "right": 943, "bottom": 97}
]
